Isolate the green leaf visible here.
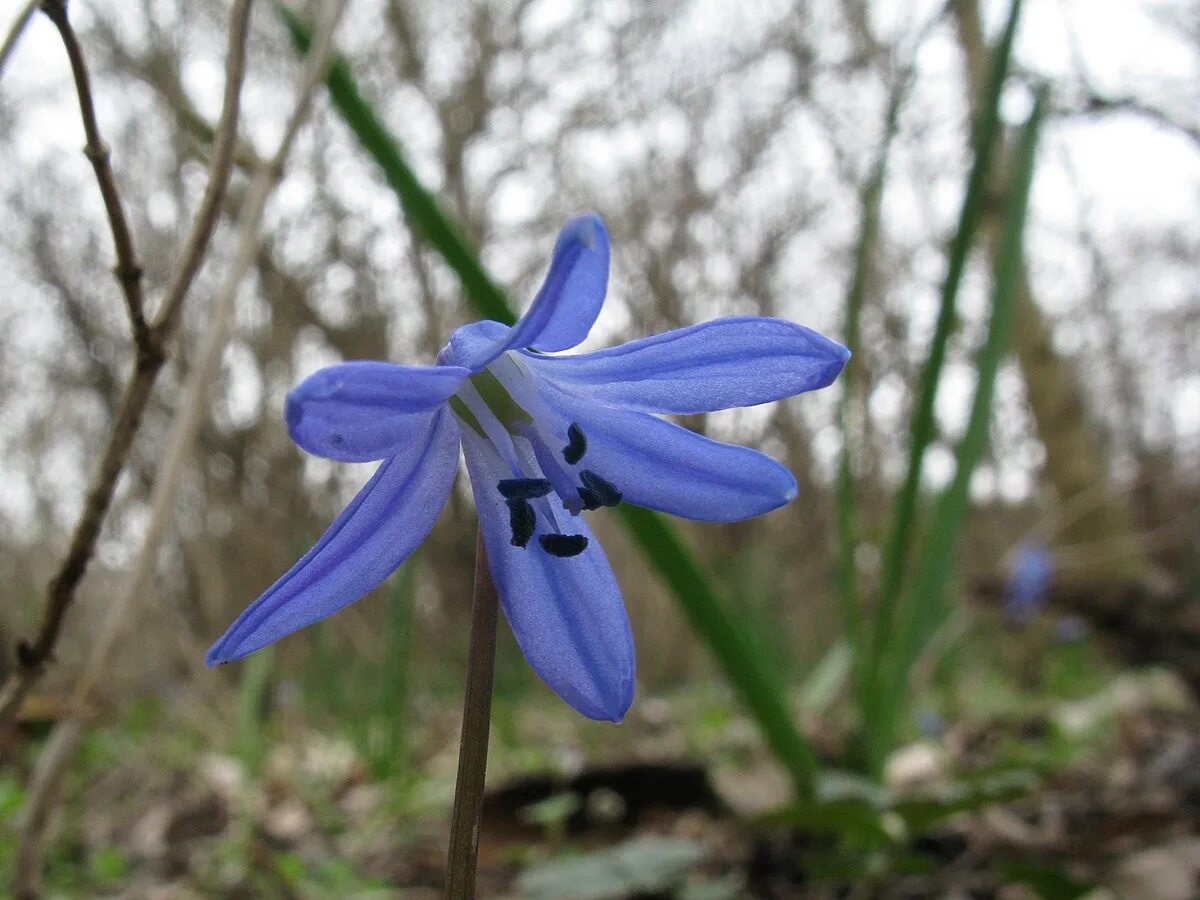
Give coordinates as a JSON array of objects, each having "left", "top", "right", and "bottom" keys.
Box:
[
  {"left": 815, "top": 769, "right": 891, "bottom": 807},
  {"left": 89, "top": 846, "right": 131, "bottom": 884},
  {"left": 997, "top": 860, "right": 1094, "bottom": 900},
  {"left": 799, "top": 640, "right": 852, "bottom": 713},
  {"left": 518, "top": 792, "right": 582, "bottom": 828},
  {"left": 517, "top": 837, "right": 705, "bottom": 900},
  {"left": 273, "top": 851, "right": 307, "bottom": 885},
  {"left": 764, "top": 770, "right": 895, "bottom": 845},
  {"left": 763, "top": 798, "right": 892, "bottom": 846},
  {"left": 864, "top": 0, "right": 1028, "bottom": 773},
  {"left": 837, "top": 74, "right": 910, "bottom": 715},
  {"left": 891, "top": 769, "right": 1038, "bottom": 833},
  {"left": 0, "top": 776, "right": 25, "bottom": 819},
  {"left": 878, "top": 87, "right": 1050, "bottom": 748},
  {"left": 280, "top": 6, "right": 819, "bottom": 799},
  {"left": 618, "top": 505, "right": 819, "bottom": 795},
  {"left": 279, "top": 7, "right": 514, "bottom": 326},
  {"left": 235, "top": 645, "right": 275, "bottom": 770},
  {"left": 372, "top": 562, "right": 414, "bottom": 780}
]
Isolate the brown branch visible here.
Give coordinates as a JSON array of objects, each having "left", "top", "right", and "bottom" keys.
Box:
[
  {"left": 39, "top": 0, "right": 149, "bottom": 348},
  {"left": 89, "top": 23, "right": 266, "bottom": 173},
  {"left": 69, "top": 0, "right": 349, "bottom": 705},
  {"left": 0, "top": 0, "right": 256, "bottom": 740},
  {"left": 1073, "top": 91, "right": 1200, "bottom": 152},
  {"left": 1048, "top": 15, "right": 1200, "bottom": 154},
  {"left": 148, "top": 0, "right": 254, "bottom": 342},
  {"left": 18, "top": 364, "right": 161, "bottom": 668},
  {"left": 151, "top": 77, "right": 265, "bottom": 172},
  {"left": 445, "top": 529, "right": 499, "bottom": 899},
  {"left": 10, "top": 4, "right": 345, "bottom": 889},
  {"left": 0, "top": 0, "right": 38, "bottom": 81}
]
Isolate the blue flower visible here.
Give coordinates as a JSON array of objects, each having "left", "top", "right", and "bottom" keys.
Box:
[
  {"left": 1003, "top": 541, "right": 1055, "bottom": 625},
  {"left": 915, "top": 708, "right": 947, "bottom": 739},
  {"left": 1054, "top": 615, "right": 1087, "bottom": 644},
  {"left": 206, "top": 213, "right": 849, "bottom": 722}
]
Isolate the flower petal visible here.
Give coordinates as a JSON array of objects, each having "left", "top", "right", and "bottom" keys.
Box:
[
  {"left": 460, "top": 426, "right": 635, "bottom": 721},
  {"left": 286, "top": 361, "right": 469, "bottom": 461},
  {"left": 538, "top": 380, "right": 797, "bottom": 522},
  {"left": 524, "top": 316, "right": 849, "bottom": 414},
  {"left": 206, "top": 408, "right": 461, "bottom": 664},
  {"left": 522, "top": 213, "right": 611, "bottom": 352},
  {"left": 452, "top": 213, "right": 611, "bottom": 370},
  {"left": 437, "top": 320, "right": 511, "bottom": 369}
]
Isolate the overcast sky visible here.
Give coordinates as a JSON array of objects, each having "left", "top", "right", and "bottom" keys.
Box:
[{"left": 0, "top": 0, "right": 1197, "bottom": 530}]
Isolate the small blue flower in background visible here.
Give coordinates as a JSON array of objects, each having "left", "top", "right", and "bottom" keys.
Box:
[
  {"left": 1054, "top": 615, "right": 1088, "bottom": 644},
  {"left": 207, "top": 213, "right": 849, "bottom": 722},
  {"left": 915, "top": 708, "right": 947, "bottom": 739},
  {"left": 1003, "top": 541, "right": 1055, "bottom": 626}
]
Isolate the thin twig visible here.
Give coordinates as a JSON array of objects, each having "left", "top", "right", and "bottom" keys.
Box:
[
  {"left": 93, "top": 25, "right": 266, "bottom": 172},
  {"left": 12, "top": 719, "right": 85, "bottom": 900},
  {"left": 11, "top": 2, "right": 350, "bottom": 891},
  {"left": 39, "top": 0, "right": 149, "bottom": 346},
  {"left": 75, "top": 0, "right": 349, "bottom": 705},
  {"left": 0, "top": 0, "right": 256, "bottom": 740},
  {"left": 7, "top": 369, "right": 159, "bottom": 682},
  {"left": 0, "top": 0, "right": 38, "bottom": 81},
  {"left": 445, "top": 529, "right": 499, "bottom": 900},
  {"left": 149, "top": 0, "right": 257, "bottom": 343},
  {"left": 144, "top": 71, "right": 267, "bottom": 171},
  {"left": 1074, "top": 92, "right": 1200, "bottom": 152}
]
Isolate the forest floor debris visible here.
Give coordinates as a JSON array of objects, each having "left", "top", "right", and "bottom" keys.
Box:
[{"left": 1, "top": 664, "right": 1197, "bottom": 898}]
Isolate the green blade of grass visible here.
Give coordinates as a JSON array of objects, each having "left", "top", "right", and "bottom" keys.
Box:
[
  {"left": 306, "top": 620, "right": 346, "bottom": 720},
  {"left": 864, "top": 0, "right": 1025, "bottom": 760},
  {"left": 875, "top": 87, "right": 1049, "bottom": 764},
  {"left": 281, "top": 7, "right": 818, "bottom": 797},
  {"left": 618, "top": 505, "right": 819, "bottom": 794},
  {"left": 376, "top": 562, "right": 415, "bottom": 779},
  {"left": 235, "top": 646, "right": 275, "bottom": 771},
  {"left": 281, "top": 8, "right": 514, "bottom": 326},
  {"left": 836, "top": 76, "right": 908, "bottom": 727}
]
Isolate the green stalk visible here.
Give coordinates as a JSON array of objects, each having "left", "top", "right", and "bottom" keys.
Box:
[
  {"left": 873, "top": 87, "right": 1048, "bottom": 767},
  {"left": 864, "top": 0, "right": 1025, "bottom": 740},
  {"left": 235, "top": 646, "right": 275, "bottom": 771},
  {"left": 281, "top": 7, "right": 819, "bottom": 798},
  {"left": 837, "top": 79, "right": 907, "bottom": 724},
  {"left": 377, "top": 564, "right": 414, "bottom": 779},
  {"left": 280, "top": 7, "right": 513, "bottom": 326},
  {"left": 618, "top": 506, "right": 819, "bottom": 795}
]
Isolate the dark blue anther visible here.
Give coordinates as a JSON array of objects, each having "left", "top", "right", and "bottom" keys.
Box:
[
  {"left": 577, "top": 487, "right": 603, "bottom": 511},
  {"left": 498, "top": 478, "right": 552, "bottom": 500},
  {"left": 580, "top": 470, "right": 622, "bottom": 507},
  {"left": 507, "top": 499, "right": 536, "bottom": 548},
  {"left": 539, "top": 533, "right": 589, "bottom": 557},
  {"left": 562, "top": 422, "right": 588, "bottom": 465}
]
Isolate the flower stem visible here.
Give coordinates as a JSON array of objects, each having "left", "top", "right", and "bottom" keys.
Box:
[{"left": 444, "top": 528, "right": 498, "bottom": 900}]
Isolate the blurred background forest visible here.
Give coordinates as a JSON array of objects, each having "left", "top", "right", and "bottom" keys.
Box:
[{"left": 0, "top": 0, "right": 1198, "bottom": 897}]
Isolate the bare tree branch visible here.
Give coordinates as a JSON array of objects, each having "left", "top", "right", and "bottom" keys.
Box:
[
  {"left": 147, "top": 0, "right": 257, "bottom": 341},
  {"left": 74, "top": 0, "right": 350, "bottom": 707},
  {"left": 39, "top": 0, "right": 149, "bottom": 346},
  {"left": 1069, "top": 91, "right": 1200, "bottom": 152},
  {"left": 0, "top": 0, "right": 257, "bottom": 741},
  {"left": 9, "top": 2, "right": 350, "bottom": 891},
  {"left": 0, "top": 0, "right": 37, "bottom": 81}
]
